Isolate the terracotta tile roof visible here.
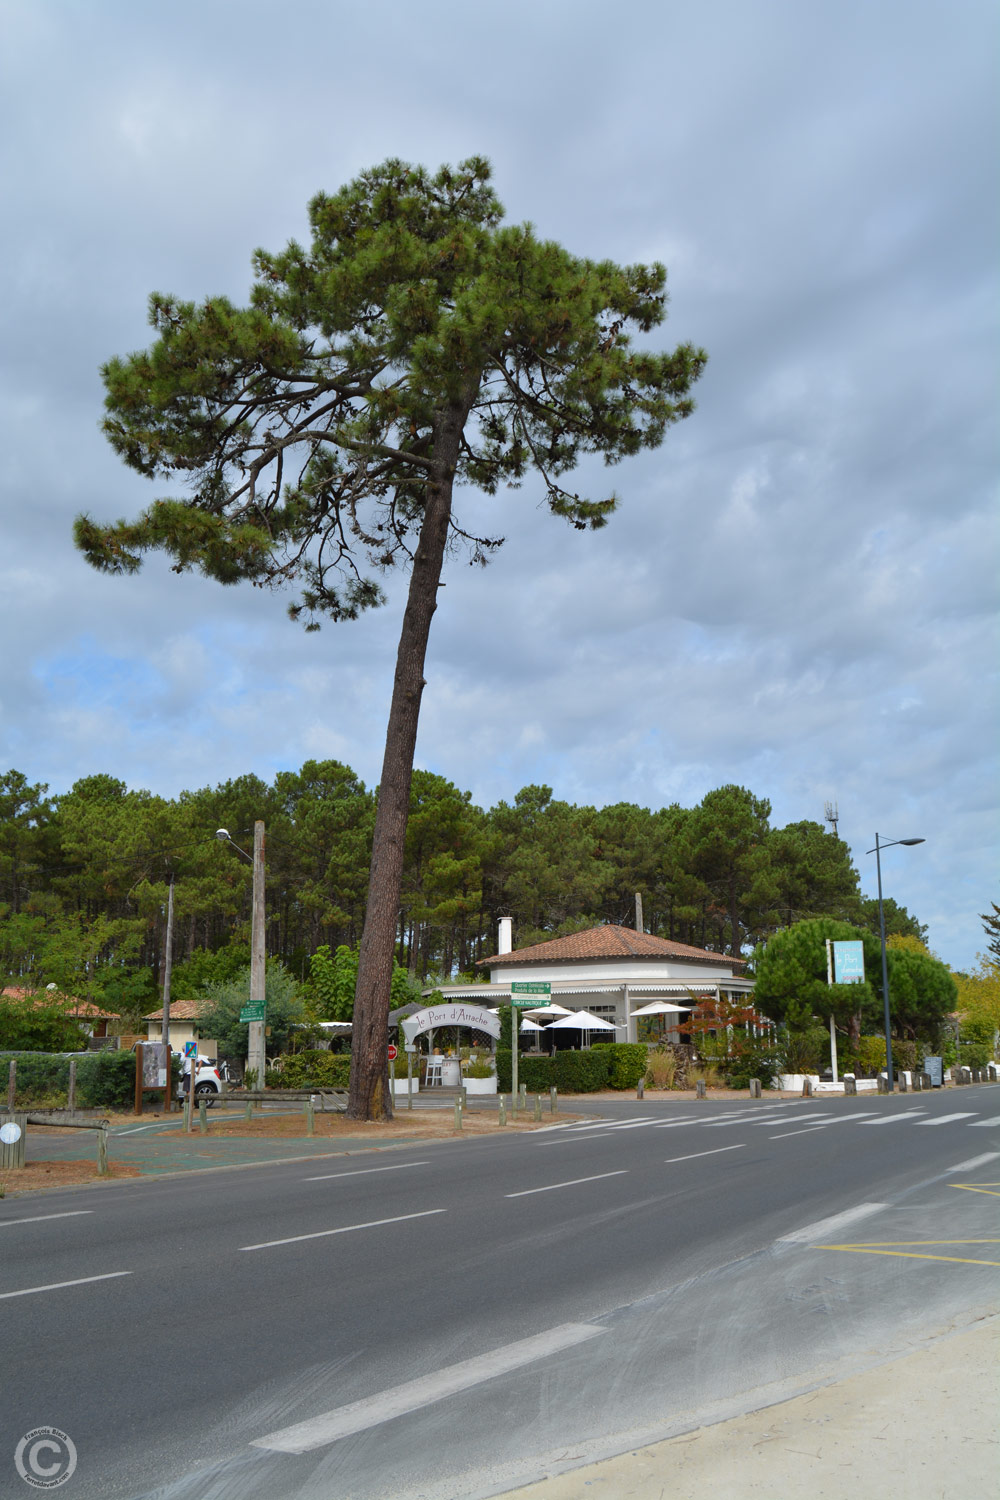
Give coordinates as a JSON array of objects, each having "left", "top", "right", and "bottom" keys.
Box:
[
  {"left": 478, "top": 925, "right": 747, "bottom": 969},
  {"left": 143, "top": 1000, "right": 207, "bottom": 1021},
  {"left": 1, "top": 987, "right": 121, "bottom": 1019}
]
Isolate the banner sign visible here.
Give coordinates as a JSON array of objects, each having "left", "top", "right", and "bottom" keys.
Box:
[
  {"left": 400, "top": 1004, "right": 501, "bottom": 1044},
  {"left": 832, "top": 941, "right": 865, "bottom": 984}
]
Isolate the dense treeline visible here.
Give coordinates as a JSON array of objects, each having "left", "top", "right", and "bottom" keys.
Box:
[{"left": 0, "top": 764, "right": 923, "bottom": 1025}]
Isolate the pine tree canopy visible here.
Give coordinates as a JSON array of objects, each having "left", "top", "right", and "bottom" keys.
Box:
[
  {"left": 76, "top": 156, "right": 706, "bottom": 623},
  {"left": 75, "top": 155, "right": 706, "bottom": 1120}
]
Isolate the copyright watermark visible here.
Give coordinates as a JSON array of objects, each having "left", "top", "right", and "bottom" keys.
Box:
[{"left": 14, "top": 1428, "right": 77, "bottom": 1490}]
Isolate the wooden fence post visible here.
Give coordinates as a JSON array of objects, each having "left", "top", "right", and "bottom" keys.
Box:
[
  {"left": 97, "top": 1126, "right": 108, "bottom": 1176},
  {"left": 8, "top": 1059, "right": 16, "bottom": 1111},
  {"left": 68, "top": 1059, "right": 77, "bottom": 1112},
  {"left": 0, "top": 1114, "right": 26, "bottom": 1170}
]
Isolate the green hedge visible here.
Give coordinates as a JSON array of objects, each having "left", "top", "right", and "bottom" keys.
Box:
[
  {"left": 0, "top": 1050, "right": 181, "bottom": 1109},
  {"left": 597, "top": 1042, "right": 648, "bottom": 1090},
  {"left": 267, "top": 1051, "right": 351, "bottom": 1089},
  {"left": 495, "top": 1051, "right": 553, "bottom": 1092},
  {"left": 496, "top": 1045, "right": 647, "bottom": 1093}
]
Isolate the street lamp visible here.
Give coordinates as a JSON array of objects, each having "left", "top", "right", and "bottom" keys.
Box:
[
  {"left": 216, "top": 823, "right": 267, "bottom": 1085},
  {"left": 867, "top": 833, "right": 925, "bottom": 1092}
]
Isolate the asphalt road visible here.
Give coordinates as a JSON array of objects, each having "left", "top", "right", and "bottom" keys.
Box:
[{"left": 2, "top": 1086, "right": 998, "bottom": 1499}]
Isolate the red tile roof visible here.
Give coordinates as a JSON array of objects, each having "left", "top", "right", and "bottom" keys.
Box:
[
  {"left": 1, "top": 987, "right": 121, "bottom": 1019},
  {"left": 478, "top": 925, "right": 747, "bottom": 969},
  {"left": 143, "top": 1000, "right": 207, "bottom": 1021}
]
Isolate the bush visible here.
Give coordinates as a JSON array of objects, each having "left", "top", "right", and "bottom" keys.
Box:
[
  {"left": 0, "top": 999, "right": 89, "bottom": 1052},
  {"left": 495, "top": 1050, "right": 553, "bottom": 1092},
  {"left": 464, "top": 1058, "right": 496, "bottom": 1079},
  {"left": 552, "top": 1049, "right": 612, "bottom": 1093},
  {"left": 778, "top": 1025, "right": 828, "bottom": 1074},
  {"left": 645, "top": 1050, "right": 677, "bottom": 1089},
  {"left": 846, "top": 1036, "right": 887, "bottom": 1077},
  {"left": 268, "top": 1051, "right": 350, "bottom": 1089},
  {"left": 958, "top": 1040, "right": 992, "bottom": 1068},
  {"left": 601, "top": 1043, "right": 647, "bottom": 1090},
  {"left": 722, "top": 1045, "right": 780, "bottom": 1090}
]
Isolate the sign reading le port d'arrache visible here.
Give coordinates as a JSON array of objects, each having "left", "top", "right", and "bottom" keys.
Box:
[{"left": 400, "top": 1004, "right": 501, "bottom": 1045}]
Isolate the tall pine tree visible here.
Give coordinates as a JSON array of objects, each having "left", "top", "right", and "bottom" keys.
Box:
[{"left": 75, "top": 157, "right": 706, "bottom": 1118}]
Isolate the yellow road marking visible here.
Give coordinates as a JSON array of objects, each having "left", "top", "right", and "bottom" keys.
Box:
[
  {"left": 815, "top": 1239, "right": 1000, "bottom": 1267},
  {"left": 951, "top": 1183, "right": 1000, "bottom": 1197}
]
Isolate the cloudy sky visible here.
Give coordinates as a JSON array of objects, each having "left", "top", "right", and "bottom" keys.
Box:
[{"left": 2, "top": 0, "right": 996, "bottom": 969}]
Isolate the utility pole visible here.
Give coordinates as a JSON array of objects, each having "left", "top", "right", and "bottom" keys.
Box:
[
  {"left": 249, "top": 820, "right": 267, "bottom": 1086},
  {"left": 160, "top": 873, "right": 175, "bottom": 1049}
]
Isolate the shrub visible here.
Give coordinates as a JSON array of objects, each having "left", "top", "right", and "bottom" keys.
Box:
[
  {"left": 778, "top": 1025, "right": 828, "bottom": 1074},
  {"left": 958, "top": 1040, "right": 992, "bottom": 1068},
  {"left": 0, "top": 999, "right": 89, "bottom": 1053},
  {"left": 846, "top": 1036, "right": 887, "bottom": 1077},
  {"left": 464, "top": 1058, "right": 496, "bottom": 1079},
  {"left": 645, "top": 1050, "right": 677, "bottom": 1089},
  {"left": 552, "top": 1049, "right": 612, "bottom": 1093},
  {"left": 722, "top": 1045, "right": 780, "bottom": 1090},
  {"left": 268, "top": 1051, "right": 350, "bottom": 1089},
  {"left": 597, "top": 1043, "right": 648, "bottom": 1090},
  {"left": 687, "top": 1062, "right": 722, "bottom": 1089},
  {"left": 495, "top": 1051, "right": 553, "bottom": 1092}
]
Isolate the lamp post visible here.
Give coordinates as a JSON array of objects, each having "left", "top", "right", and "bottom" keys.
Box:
[
  {"left": 216, "top": 822, "right": 267, "bottom": 1085},
  {"left": 867, "top": 833, "right": 925, "bottom": 1092}
]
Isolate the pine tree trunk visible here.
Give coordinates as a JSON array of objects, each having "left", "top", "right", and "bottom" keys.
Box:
[{"left": 347, "top": 397, "right": 471, "bottom": 1120}]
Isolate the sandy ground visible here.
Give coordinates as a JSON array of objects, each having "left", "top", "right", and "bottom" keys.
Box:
[
  {"left": 0, "top": 1158, "right": 142, "bottom": 1193},
  {"left": 155, "top": 1106, "right": 584, "bottom": 1142},
  {"left": 494, "top": 1316, "right": 1000, "bottom": 1499}
]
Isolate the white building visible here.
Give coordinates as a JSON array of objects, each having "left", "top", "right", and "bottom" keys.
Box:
[{"left": 428, "top": 920, "right": 753, "bottom": 1044}]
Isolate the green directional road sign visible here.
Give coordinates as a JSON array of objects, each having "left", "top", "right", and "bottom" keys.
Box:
[
  {"left": 240, "top": 1002, "right": 266, "bottom": 1023},
  {"left": 509, "top": 981, "right": 551, "bottom": 1007}
]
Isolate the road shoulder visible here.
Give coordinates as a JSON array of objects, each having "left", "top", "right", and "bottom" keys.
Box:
[{"left": 491, "top": 1313, "right": 1000, "bottom": 1499}]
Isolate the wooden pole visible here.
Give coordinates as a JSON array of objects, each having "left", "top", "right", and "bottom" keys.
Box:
[
  {"left": 7, "top": 1059, "right": 15, "bottom": 1111},
  {"left": 160, "top": 873, "right": 175, "bottom": 1076},
  {"left": 248, "top": 821, "right": 267, "bottom": 1087}
]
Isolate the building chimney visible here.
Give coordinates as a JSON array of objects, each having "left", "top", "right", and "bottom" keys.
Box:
[
  {"left": 498, "top": 916, "right": 513, "bottom": 955},
  {"left": 635, "top": 892, "right": 643, "bottom": 934}
]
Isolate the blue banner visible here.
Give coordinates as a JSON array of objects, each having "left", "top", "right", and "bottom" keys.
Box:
[{"left": 832, "top": 940, "right": 865, "bottom": 984}]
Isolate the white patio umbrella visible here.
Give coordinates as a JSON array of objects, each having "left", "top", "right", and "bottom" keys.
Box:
[
  {"left": 629, "top": 1001, "right": 692, "bottom": 1016},
  {"left": 546, "top": 1009, "right": 623, "bottom": 1047},
  {"left": 519, "top": 1017, "right": 544, "bottom": 1032},
  {"left": 521, "top": 1002, "right": 575, "bottom": 1019},
  {"left": 547, "top": 1009, "right": 620, "bottom": 1029}
]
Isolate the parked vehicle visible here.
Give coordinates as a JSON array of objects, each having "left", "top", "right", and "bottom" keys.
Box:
[{"left": 177, "top": 1056, "right": 224, "bottom": 1107}]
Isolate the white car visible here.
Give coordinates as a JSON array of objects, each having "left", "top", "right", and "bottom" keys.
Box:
[{"left": 177, "top": 1056, "right": 224, "bottom": 1107}]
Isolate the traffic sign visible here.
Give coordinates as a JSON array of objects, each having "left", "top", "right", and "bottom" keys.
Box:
[
  {"left": 387, "top": 1044, "right": 398, "bottom": 1060},
  {"left": 183, "top": 1041, "right": 198, "bottom": 1058},
  {"left": 240, "top": 1002, "right": 266, "bottom": 1023},
  {"left": 510, "top": 981, "right": 551, "bottom": 1007}
]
